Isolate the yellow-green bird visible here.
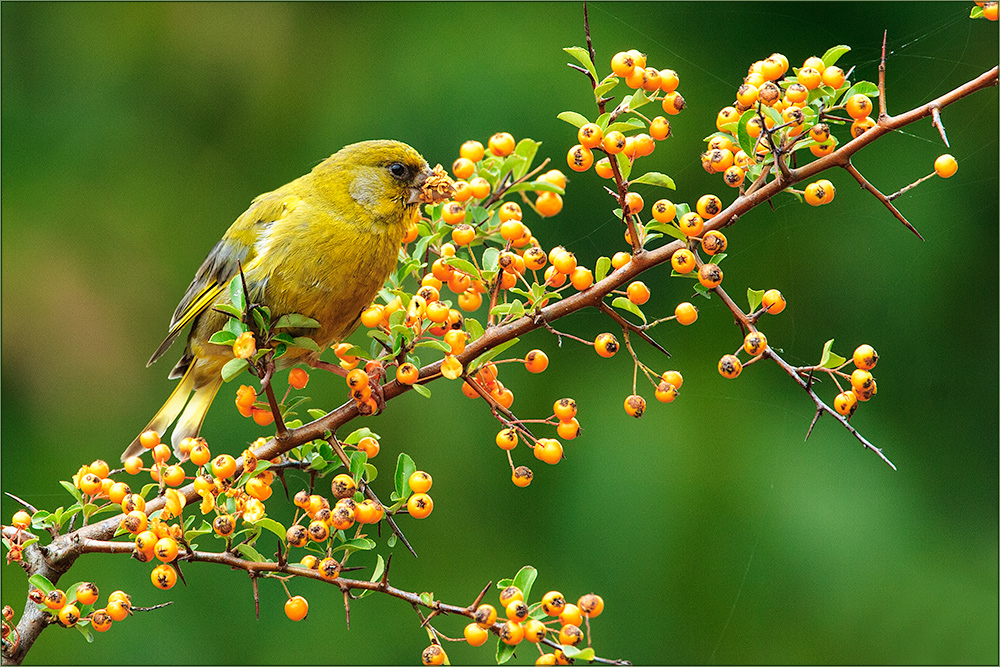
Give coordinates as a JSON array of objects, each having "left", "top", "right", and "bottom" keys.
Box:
[{"left": 122, "top": 140, "right": 451, "bottom": 461}]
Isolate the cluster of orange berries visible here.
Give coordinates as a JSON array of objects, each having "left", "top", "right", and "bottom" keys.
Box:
[
  {"left": 704, "top": 50, "right": 875, "bottom": 198},
  {"left": 974, "top": 1, "right": 998, "bottom": 19},
  {"left": 717, "top": 289, "right": 786, "bottom": 379},
  {"left": 121, "top": 432, "right": 278, "bottom": 589},
  {"left": 566, "top": 49, "right": 681, "bottom": 176},
  {"left": 24, "top": 581, "right": 132, "bottom": 634},
  {"left": 833, "top": 344, "right": 880, "bottom": 418},
  {"left": 418, "top": 587, "right": 604, "bottom": 665}
]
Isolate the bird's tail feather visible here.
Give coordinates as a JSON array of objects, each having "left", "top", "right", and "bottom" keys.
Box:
[{"left": 121, "top": 365, "right": 219, "bottom": 461}]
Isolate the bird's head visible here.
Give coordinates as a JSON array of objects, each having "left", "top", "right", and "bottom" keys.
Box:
[{"left": 314, "top": 140, "right": 454, "bottom": 224}]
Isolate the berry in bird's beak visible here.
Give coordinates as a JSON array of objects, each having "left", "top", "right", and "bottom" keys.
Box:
[{"left": 410, "top": 164, "right": 456, "bottom": 205}]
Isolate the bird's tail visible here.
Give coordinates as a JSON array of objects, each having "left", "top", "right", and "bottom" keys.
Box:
[{"left": 121, "top": 366, "right": 223, "bottom": 461}]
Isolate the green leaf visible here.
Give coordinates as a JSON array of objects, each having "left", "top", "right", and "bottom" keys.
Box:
[
  {"left": 612, "top": 296, "right": 647, "bottom": 324},
  {"left": 841, "top": 80, "right": 879, "bottom": 100},
  {"left": 615, "top": 151, "right": 632, "bottom": 181},
  {"left": 595, "top": 256, "right": 612, "bottom": 282},
  {"left": 481, "top": 247, "right": 500, "bottom": 274},
  {"left": 208, "top": 330, "right": 238, "bottom": 345},
  {"left": 442, "top": 257, "right": 480, "bottom": 280},
  {"left": 512, "top": 565, "right": 538, "bottom": 603},
  {"left": 645, "top": 220, "right": 688, "bottom": 242},
  {"left": 415, "top": 339, "right": 452, "bottom": 353},
  {"left": 212, "top": 303, "right": 242, "bottom": 318},
  {"left": 469, "top": 337, "right": 521, "bottom": 372},
  {"left": 60, "top": 480, "right": 82, "bottom": 502},
  {"left": 629, "top": 171, "right": 676, "bottom": 189},
  {"left": 412, "top": 383, "right": 431, "bottom": 398},
  {"left": 563, "top": 45, "right": 598, "bottom": 81},
  {"left": 29, "top": 574, "right": 56, "bottom": 595},
  {"left": 349, "top": 450, "right": 367, "bottom": 479},
  {"left": 604, "top": 117, "right": 645, "bottom": 134},
  {"left": 496, "top": 640, "right": 517, "bottom": 665},
  {"left": 274, "top": 313, "right": 321, "bottom": 329},
  {"left": 251, "top": 308, "right": 268, "bottom": 335},
  {"left": 736, "top": 109, "right": 756, "bottom": 157},
  {"left": 224, "top": 317, "right": 248, "bottom": 337},
  {"left": 387, "top": 533, "right": 397, "bottom": 548},
  {"left": 465, "top": 317, "right": 485, "bottom": 342},
  {"left": 229, "top": 277, "right": 246, "bottom": 312},
  {"left": 75, "top": 622, "right": 95, "bottom": 644},
  {"left": 394, "top": 452, "right": 417, "bottom": 502},
  {"left": 594, "top": 75, "right": 619, "bottom": 100},
  {"left": 334, "top": 537, "right": 376, "bottom": 553},
  {"left": 490, "top": 301, "right": 525, "bottom": 319},
  {"left": 506, "top": 180, "right": 564, "bottom": 195},
  {"left": 221, "top": 358, "right": 249, "bottom": 382},
  {"left": 236, "top": 544, "right": 266, "bottom": 562},
  {"left": 358, "top": 554, "right": 386, "bottom": 598},
  {"left": 512, "top": 139, "right": 541, "bottom": 180},
  {"left": 818, "top": 339, "right": 847, "bottom": 369},
  {"left": 291, "top": 336, "right": 321, "bottom": 353},
  {"left": 747, "top": 288, "right": 765, "bottom": 313},
  {"left": 560, "top": 646, "right": 595, "bottom": 660},
  {"left": 821, "top": 45, "right": 851, "bottom": 67},
  {"left": 626, "top": 87, "right": 651, "bottom": 111}
]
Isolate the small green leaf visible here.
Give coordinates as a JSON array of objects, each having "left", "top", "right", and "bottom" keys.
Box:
[
  {"left": 274, "top": 313, "right": 321, "bottom": 329},
  {"left": 236, "top": 544, "right": 266, "bottom": 562},
  {"left": 841, "top": 80, "right": 880, "bottom": 100},
  {"left": 612, "top": 296, "right": 647, "bottom": 324},
  {"left": 626, "top": 87, "right": 651, "bottom": 110},
  {"left": 604, "top": 117, "right": 645, "bottom": 134},
  {"left": 412, "top": 383, "right": 431, "bottom": 398},
  {"left": 595, "top": 256, "right": 612, "bottom": 282},
  {"left": 561, "top": 646, "right": 595, "bottom": 660},
  {"left": 594, "top": 75, "right": 619, "bottom": 100},
  {"left": 629, "top": 171, "right": 676, "bottom": 189},
  {"left": 615, "top": 151, "right": 632, "bottom": 181},
  {"left": 469, "top": 337, "right": 521, "bottom": 373},
  {"left": 442, "top": 257, "right": 480, "bottom": 280},
  {"left": 496, "top": 640, "right": 517, "bottom": 665},
  {"left": 334, "top": 537, "right": 377, "bottom": 553},
  {"left": 29, "top": 574, "right": 56, "bottom": 594},
  {"left": 465, "top": 317, "right": 485, "bottom": 341},
  {"left": 291, "top": 336, "right": 321, "bottom": 353},
  {"left": 224, "top": 317, "right": 248, "bottom": 337},
  {"left": 817, "top": 339, "right": 846, "bottom": 369},
  {"left": 75, "top": 622, "right": 95, "bottom": 644},
  {"left": 221, "top": 358, "right": 249, "bottom": 382},
  {"left": 747, "top": 288, "right": 765, "bottom": 313},
  {"left": 736, "top": 109, "right": 756, "bottom": 158},
  {"left": 821, "top": 45, "right": 851, "bottom": 67},
  {"left": 512, "top": 565, "right": 538, "bottom": 603},
  {"left": 563, "top": 45, "right": 598, "bottom": 81},
  {"left": 208, "top": 331, "right": 238, "bottom": 345},
  {"left": 394, "top": 452, "right": 417, "bottom": 501},
  {"left": 59, "top": 480, "right": 82, "bottom": 502},
  {"left": 415, "top": 339, "right": 452, "bottom": 353},
  {"left": 229, "top": 277, "right": 246, "bottom": 312},
  {"left": 512, "top": 139, "right": 541, "bottom": 180}
]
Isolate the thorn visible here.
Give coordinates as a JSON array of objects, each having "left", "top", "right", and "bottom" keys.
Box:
[
  {"left": 251, "top": 572, "right": 260, "bottom": 620},
  {"left": 805, "top": 409, "right": 822, "bottom": 441},
  {"left": 468, "top": 581, "right": 493, "bottom": 611},
  {"left": 380, "top": 553, "right": 392, "bottom": 589},
  {"left": 343, "top": 589, "right": 351, "bottom": 629},
  {"left": 930, "top": 106, "right": 950, "bottom": 147}
]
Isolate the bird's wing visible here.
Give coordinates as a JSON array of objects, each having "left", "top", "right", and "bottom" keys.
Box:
[{"left": 147, "top": 191, "right": 301, "bottom": 367}]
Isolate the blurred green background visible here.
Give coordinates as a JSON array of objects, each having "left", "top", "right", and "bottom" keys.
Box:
[{"left": 2, "top": 2, "right": 997, "bottom": 664}]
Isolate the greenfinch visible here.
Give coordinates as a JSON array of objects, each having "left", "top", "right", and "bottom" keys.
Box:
[{"left": 123, "top": 140, "right": 452, "bottom": 461}]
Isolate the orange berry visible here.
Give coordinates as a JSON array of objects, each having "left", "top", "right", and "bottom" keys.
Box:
[
  {"left": 624, "top": 394, "right": 646, "bottom": 418},
  {"left": 736, "top": 83, "right": 759, "bottom": 106},
  {"left": 90, "top": 609, "right": 113, "bottom": 632},
  {"left": 284, "top": 595, "right": 309, "bottom": 622},
  {"left": 662, "top": 91, "right": 685, "bottom": 115},
  {"left": 535, "top": 191, "right": 563, "bottom": 218},
  {"left": 698, "top": 263, "right": 723, "bottom": 289},
  {"left": 659, "top": 68, "right": 679, "bottom": 93},
  {"left": 701, "top": 230, "right": 728, "bottom": 255},
  {"left": 441, "top": 201, "right": 466, "bottom": 225},
  {"left": 496, "top": 428, "right": 519, "bottom": 451},
  {"left": 723, "top": 165, "right": 745, "bottom": 188},
  {"left": 678, "top": 211, "right": 704, "bottom": 236},
  {"left": 655, "top": 381, "right": 679, "bottom": 403},
  {"left": 566, "top": 144, "right": 594, "bottom": 172},
  {"left": 162, "top": 465, "right": 185, "bottom": 487},
  {"left": 124, "top": 456, "right": 143, "bottom": 475},
  {"left": 594, "top": 332, "right": 619, "bottom": 357},
  {"left": 452, "top": 157, "right": 476, "bottom": 180},
  {"left": 696, "top": 194, "right": 722, "bottom": 219},
  {"left": 650, "top": 116, "right": 671, "bottom": 140},
  {"left": 407, "top": 493, "right": 433, "bottom": 519},
  {"left": 845, "top": 94, "right": 873, "bottom": 119},
  {"left": 624, "top": 192, "right": 644, "bottom": 215},
  {"left": 834, "top": 391, "right": 858, "bottom": 417},
  {"left": 524, "top": 349, "right": 549, "bottom": 373},
  {"left": 743, "top": 330, "right": 768, "bottom": 355},
  {"left": 211, "top": 454, "right": 237, "bottom": 480},
  {"left": 541, "top": 591, "right": 566, "bottom": 616},
  {"left": 252, "top": 407, "right": 275, "bottom": 426},
  {"left": 511, "top": 466, "right": 533, "bottom": 487},
  {"left": 460, "top": 140, "right": 485, "bottom": 162},
  {"left": 718, "top": 354, "right": 743, "bottom": 379},
  {"left": 570, "top": 266, "right": 594, "bottom": 290},
  {"left": 475, "top": 603, "right": 498, "bottom": 628},
  {"left": 488, "top": 132, "right": 516, "bottom": 157},
  {"left": 558, "top": 624, "right": 584, "bottom": 647},
  {"left": 500, "top": 620, "right": 525, "bottom": 646},
  {"left": 670, "top": 248, "right": 696, "bottom": 274},
  {"left": 674, "top": 302, "right": 698, "bottom": 325},
  {"left": 798, "top": 66, "right": 823, "bottom": 90},
  {"left": 408, "top": 471, "right": 433, "bottom": 494},
  {"left": 577, "top": 122, "right": 603, "bottom": 148},
  {"left": 79, "top": 473, "right": 102, "bottom": 495},
  {"left": 602, "top": 130, "right": 627, "bottom": 154},
  {"left": 822, "top": 66, "right": 846, "bottom": 89},
  {"left": 934, "top": 154, "right": 958, "bottom": 178},
  {"left": 465, "top": 622, "right": 489, "bottom": 647},
  {"left": 139, "top": 430, "right": 160, "bottom": 450},
  {"left": 533, "top": 438, "right": 564, "bottom": 465},
  {"left": 627, "top": 281, "right": 651, "bottom": 305},
  {"left": 151, "top": 563, "right": 177, "bottom": 590},
  {"left": 853, "top": 344, "right": 879, "bottom": 370},
  {"left": 716, "top": 106, "right": 740, "bottom": 131},
  {"left": 57, "top": 604, "right": 80, "bottom": 627},
  {"left": 556, "top": 418, "right": 580, "bottom": 440}
]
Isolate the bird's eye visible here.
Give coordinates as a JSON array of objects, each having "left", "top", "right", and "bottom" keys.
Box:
[{"left": 388, "top": 162, "right": 409, "bottom": 179}]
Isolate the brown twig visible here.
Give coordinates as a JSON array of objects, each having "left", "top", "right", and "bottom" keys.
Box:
[{"left": 843, "top": 161, "right": 924, "bottom": 240}]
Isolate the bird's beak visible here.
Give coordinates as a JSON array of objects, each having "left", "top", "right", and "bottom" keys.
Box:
[{"left": 409, "top": 164, "right": 456, "bottom": 205}]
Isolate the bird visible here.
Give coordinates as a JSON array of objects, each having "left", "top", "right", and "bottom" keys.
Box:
[{"left": 122, "top": 140, "right": 453, "bottom": 461}]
